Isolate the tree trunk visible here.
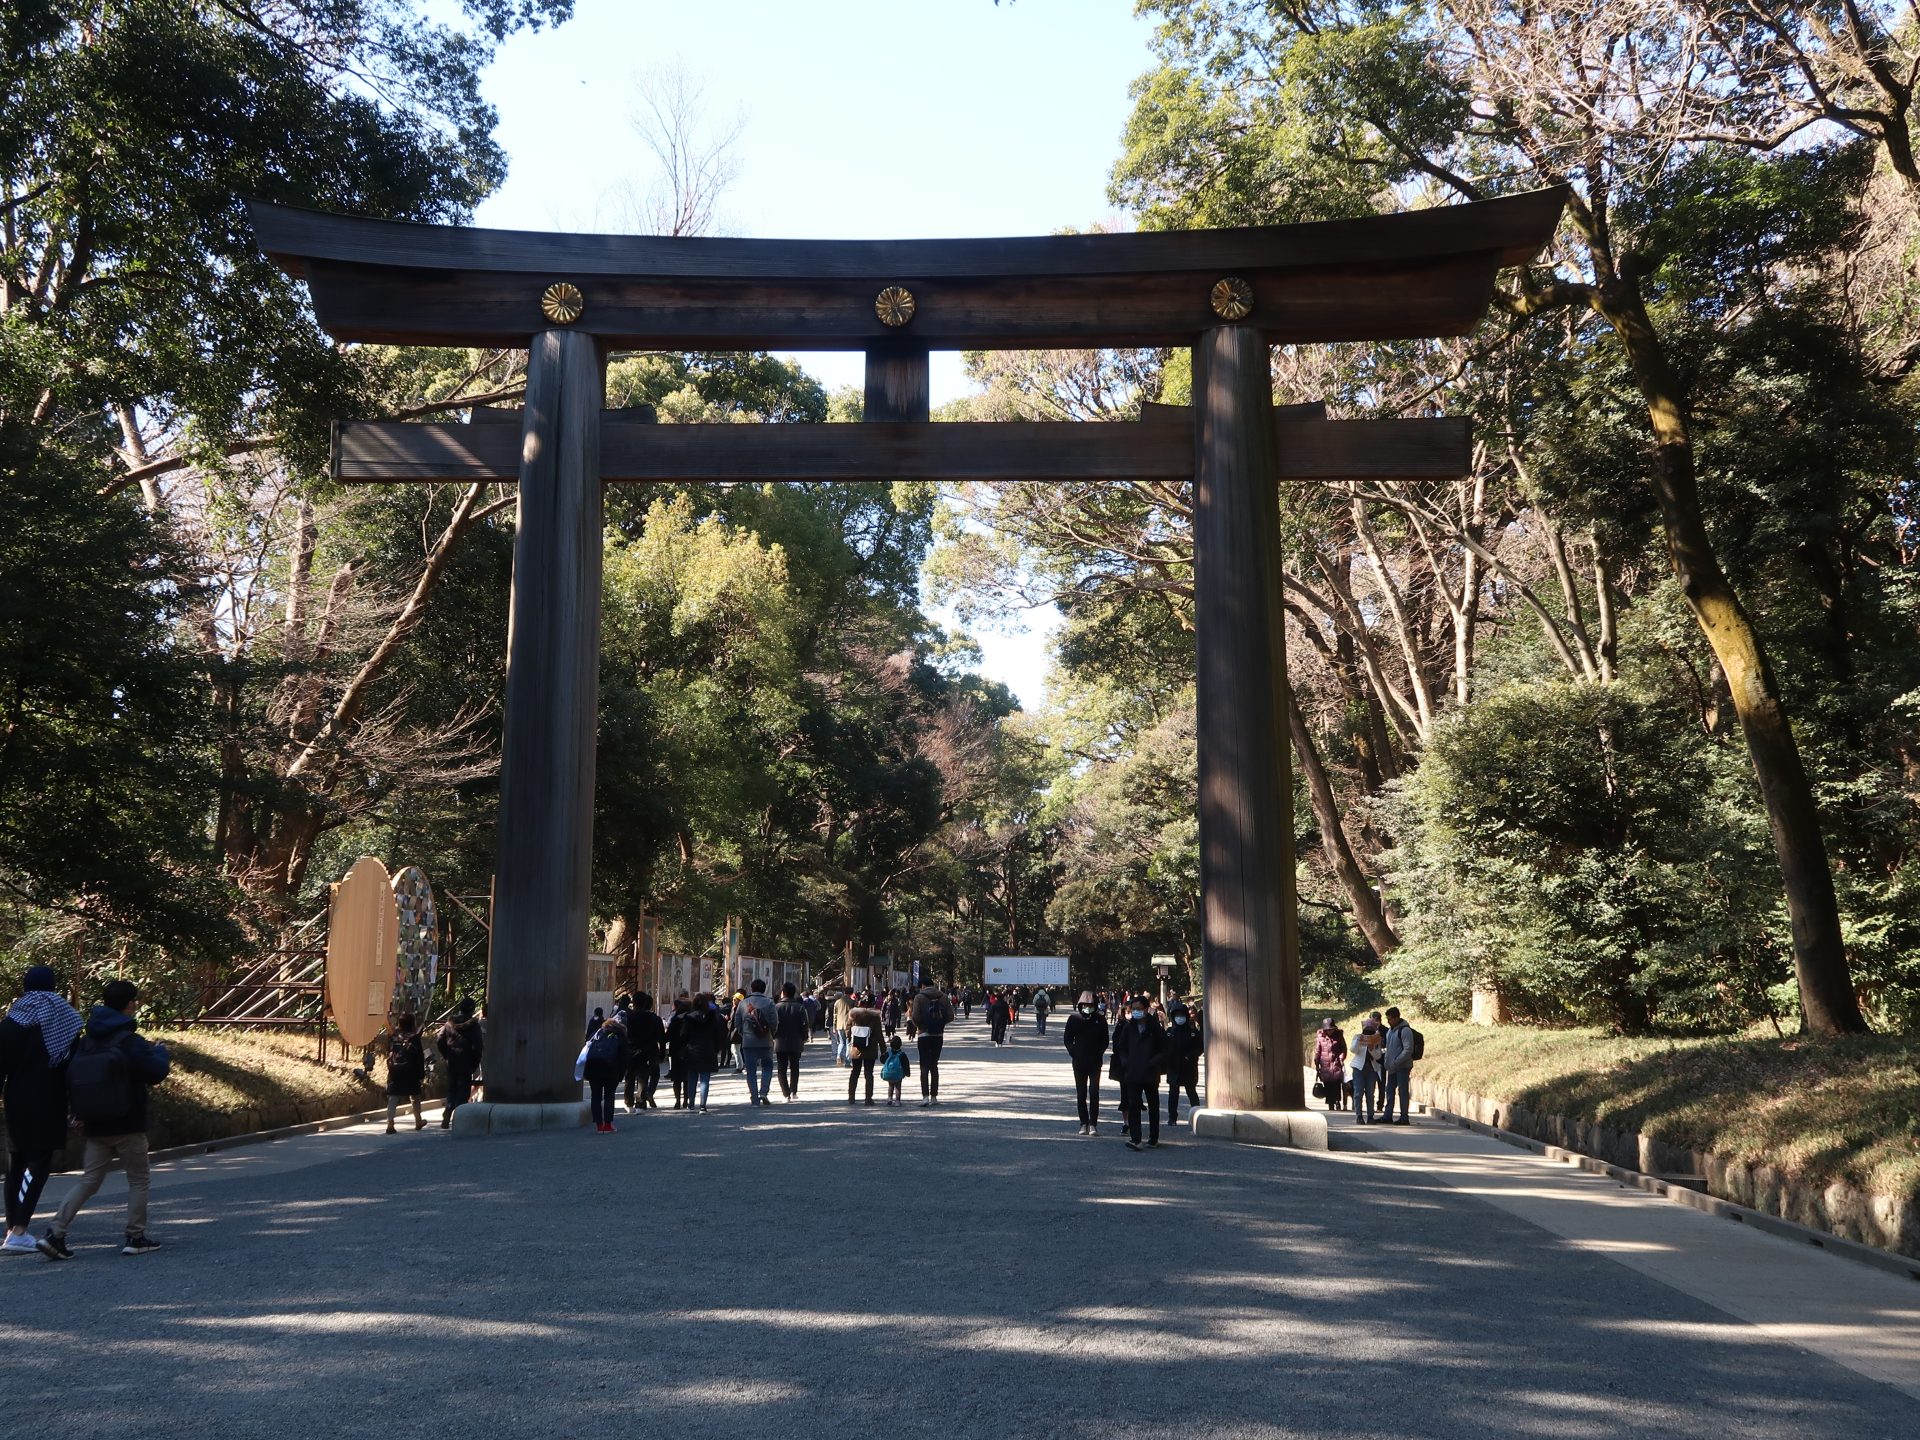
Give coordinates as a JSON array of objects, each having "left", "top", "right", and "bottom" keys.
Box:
[
  {"left": 1597, "top": 281, "right": 1866, "bottom": 1034},
  {"left": 1287, "top": 691, "right": 1401, "bottom": 959}
]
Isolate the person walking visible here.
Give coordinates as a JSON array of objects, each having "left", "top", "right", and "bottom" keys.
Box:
[
  {"left": 579, "top": 1015, "right": 630, "bottom": 1132},
  {"left": 774, "top": 983, "right": 810, "bottom": 1101},
  {"left": 36, "top": 979, "right": 170, "bottom": 1259},
  {"left": 1061, "top": 991, "right": 1109, "bottom": 1135},
  {"left": 1111, "top": 995, "right": 1168, "bottom": 1152},
  {"left": 384, "top": 1013, "right": 428, "bottom": 1133},
  {"left": 909, "top": 981, "right": 954, "bottom": 1107},
  {"left": 1382, "top": 1006, "right": 1419, "bottom": 1125},
  {"left": 1348, "top": 1019, "right": 1382, "bottom": 1123},
  {"left": 986, "top": 990, "right": 1011, "bottom": 1047},
  {"left": 830, "top": 990, "right": 853, "bottom": 1066},
  {"left": 1032, "top": 987, "right": 1053, "bottom": 1036},
  {"left": 676, "top": 993, "right": 723, "bottom": 1112},
  {"left": 1312, "top": 1017, "right": 1349, "bottom": 1112},
  {"left": 1, "top": 966, "right": 81, "bottom": 1254},
  {"left": 1163, "top": 1001, "right": 1203, "bottom": 1125},
  {"left": 436, "top": 996, "right": 484, "bottom": 1128},
  {"left": 846, "top": 998, "right": 883, "bottom": 1105},
  {"left": 882, "top": 990, "right": 903, "bottom": 1038},
  {"left": 623, "top": 993, "right": 666, "bottom": 1113},
  {"left": 733, "top": 980, "right": 778, "bottom": 1106},
  {"left": 880, "top": 1035, "right": 910, "bottom": 1105},
  {"left": 961, "top": 989, "right": 974, "bottom": 1021}
]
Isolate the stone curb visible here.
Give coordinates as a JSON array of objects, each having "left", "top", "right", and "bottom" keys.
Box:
[
  {"left": 1424, "top": 1102, "right": 1920, "bottom": 1285},
  {"left": 142, "top": 1099, "right": 449, "bottom": 1167}
]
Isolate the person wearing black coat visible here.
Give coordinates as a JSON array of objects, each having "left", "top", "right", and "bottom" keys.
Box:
[
  {"left": 1163, "top": 1001, "right": 1204, "bottom": 1124},
  {"left": 986, "top": 991, "right": 1012, "bottom": 1046},
  {"left": 623, "top": 993, "right": 668, "bottom": 1113},
  {"left": 0, "top": 966, "right": 82, "bottom": 1252},
  {"left": 772, "top": 984, "right": 811, "bottom": 1101},
  {"left": 670, "top": 994, "right": 723, "bottom": 1112},
  {"left": 384, "top": 1013, "right": 428, "bottom": 1134},
  {"left": 1111, "top": 1000, "right": 1169, "bottom": 1150},
  {"left": 436, "top": 996, "right": 484, "bottom": 1129},
  {"left": 1061, "top": 992, "right": 1110, "bottom": 1136}
]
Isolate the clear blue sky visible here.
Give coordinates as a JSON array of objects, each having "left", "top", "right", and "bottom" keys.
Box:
[{"left": 471, "top": 1, "right": 1164, "bottom": 706}]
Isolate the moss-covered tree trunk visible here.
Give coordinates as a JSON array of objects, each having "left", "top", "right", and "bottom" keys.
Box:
[{"left": 1597, "top": 277, "right": 1866, "bottom": 1035}]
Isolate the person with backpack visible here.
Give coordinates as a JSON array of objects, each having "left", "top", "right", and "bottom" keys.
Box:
[
  {"left": 732, "top": 979, "right": 778, "bottom": 1106},
  {"left": 1032, "top": 988, "right": 1052, "bottom": 1035},
  {"left": 1163, "top": 1001, "right": 1203, "bottom": 1124},
  {"left": 578, "top": 1016, "right": 630, "bottom": 1133},
  {"left": 909, "top": 981, "right": 954, "bottom": 1107},
  {"left": 36, "top": 979, "right": 170, "bottom": 1260},
  {"left": 1110, "top": 995, "right": 1168, "bottom": 1152},
  {"left": 384, "top": 1013, "right": 428, "bottom": 1133},
  {"left": 1382, "top": 1006, "right": 1421, "bottom": 1125},
  {"left": 845, "top": 998, "right": 884, "bottom": 1105},
  {"left": 436, "top": 996, "right": 484, "bottom": 1128},
  {"left": 1061, "top": 991, "right": 1109, "bottom": 1136},
  {"left": 1, "top": 966, "right": 82, "bottom": 1254},
  {"left": 879, "top": 1034, "right": 911, "bottom": 1105},
  {"left": 623, "top": 992, "right": 667, "bottom": 1113}
]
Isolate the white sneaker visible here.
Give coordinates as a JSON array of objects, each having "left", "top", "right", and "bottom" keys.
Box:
[{"left": 1, "top": 1232, "right": 37, "bottom": 1254}]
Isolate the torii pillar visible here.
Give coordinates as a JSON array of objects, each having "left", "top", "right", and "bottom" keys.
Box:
[
  {"left": 488, "top": 328, "right": 604, "bottom": 1106},
  {"left": 1192, "top": 324, "right": 1304, "bottom": 1124}
]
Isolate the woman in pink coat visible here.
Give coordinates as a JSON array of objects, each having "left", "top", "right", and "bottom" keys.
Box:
[{"left": 1313, "top": 1017, "right": 1349, "bottom": 1111}]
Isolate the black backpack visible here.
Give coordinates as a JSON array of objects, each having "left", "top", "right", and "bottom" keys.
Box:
[
  {"left": 66, "top": 1032, "right": 134, "bottom": 1123},
  {"left": 587, "top": 1029, "right": 624, "bottom": 1072},
  {"left": 1407, "top": 1026, "right": 1426, "bottom": 1062}
]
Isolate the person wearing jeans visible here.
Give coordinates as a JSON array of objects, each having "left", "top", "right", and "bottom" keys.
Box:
[
  {"left": 1382, "top": 1006, "right": 1416, "bottom": 1124},
  {"left": 38, "top": 978, "right": 170, "bottom": 1259}
]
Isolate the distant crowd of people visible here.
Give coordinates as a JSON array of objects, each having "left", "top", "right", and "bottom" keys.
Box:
[{"left": 1, "top": 960, "right": 1426, "bottom": 1257}]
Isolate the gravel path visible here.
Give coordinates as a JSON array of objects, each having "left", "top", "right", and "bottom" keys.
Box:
[{"left": 7, "top": 1016, "right": 1914, "bottom": 1438}]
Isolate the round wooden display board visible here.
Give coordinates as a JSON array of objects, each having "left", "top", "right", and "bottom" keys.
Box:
[
  {"left": 391, "top": 866, "right": 439, "bottom": 1023},
  {"left": 326, "top": 856, "right": 397, "bottom": 1048}
]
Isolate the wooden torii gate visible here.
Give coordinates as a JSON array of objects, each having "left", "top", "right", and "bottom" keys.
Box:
[{"left": 252, "top": 189, "right": 1564, "bottom": 1127}]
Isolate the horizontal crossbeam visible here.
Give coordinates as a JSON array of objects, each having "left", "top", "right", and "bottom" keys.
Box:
[{"left": 331, "top": 415, "right": 1471, "bottom": 486}]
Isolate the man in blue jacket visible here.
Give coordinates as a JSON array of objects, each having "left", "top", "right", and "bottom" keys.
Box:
[{"left": 37, "top": 979, "right": 170, "bottom": 1260}]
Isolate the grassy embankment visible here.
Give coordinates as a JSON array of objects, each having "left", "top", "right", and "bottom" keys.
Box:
[
  {"left": 137, "top": 1028, "right": 393, "bottom": 1150},
  {"left": 1302, "top": 1008, "right": 1920, "bottom": 1205}
]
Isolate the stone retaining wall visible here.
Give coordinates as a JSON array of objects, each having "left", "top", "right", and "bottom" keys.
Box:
[{"left": 1411, "top": 1074, "right": 1920, "bottom": 1261}]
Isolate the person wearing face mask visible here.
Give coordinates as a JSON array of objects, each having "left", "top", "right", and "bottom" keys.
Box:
[
  {"left": 1061, "top": 991, "right": 1109, "bottom": 1135},
  {"left": 1163, "top": 1001, "right": 1203, "bottom": 1125},
  {"left": 1110, "top": 996, "right": 1169, "bottom": 1151}
]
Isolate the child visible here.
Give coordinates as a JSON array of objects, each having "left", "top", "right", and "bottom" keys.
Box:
[{"left": 880, "top": 1034, "right": 911, "bottom": 1105}]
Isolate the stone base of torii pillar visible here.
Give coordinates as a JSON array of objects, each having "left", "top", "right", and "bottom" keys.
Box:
[
  {"left": 1190, "top": 1108, "right": 1330, "bottom": 1150},
  {"left": 448, "top": 1101, "right": 589, "bottom": 1138}
]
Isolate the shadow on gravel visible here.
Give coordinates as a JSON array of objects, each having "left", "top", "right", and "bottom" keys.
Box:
[{"left": 11, "top": 1027, "right": 1913, "bottom": 1440}]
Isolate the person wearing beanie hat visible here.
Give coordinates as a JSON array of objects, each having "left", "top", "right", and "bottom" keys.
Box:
[
  {"left": 1061, "top": 991, "right": 1110, "bottom": 1135},
  {"left": 1, "top": 967, "right": 84, "bottom": 1252}
]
